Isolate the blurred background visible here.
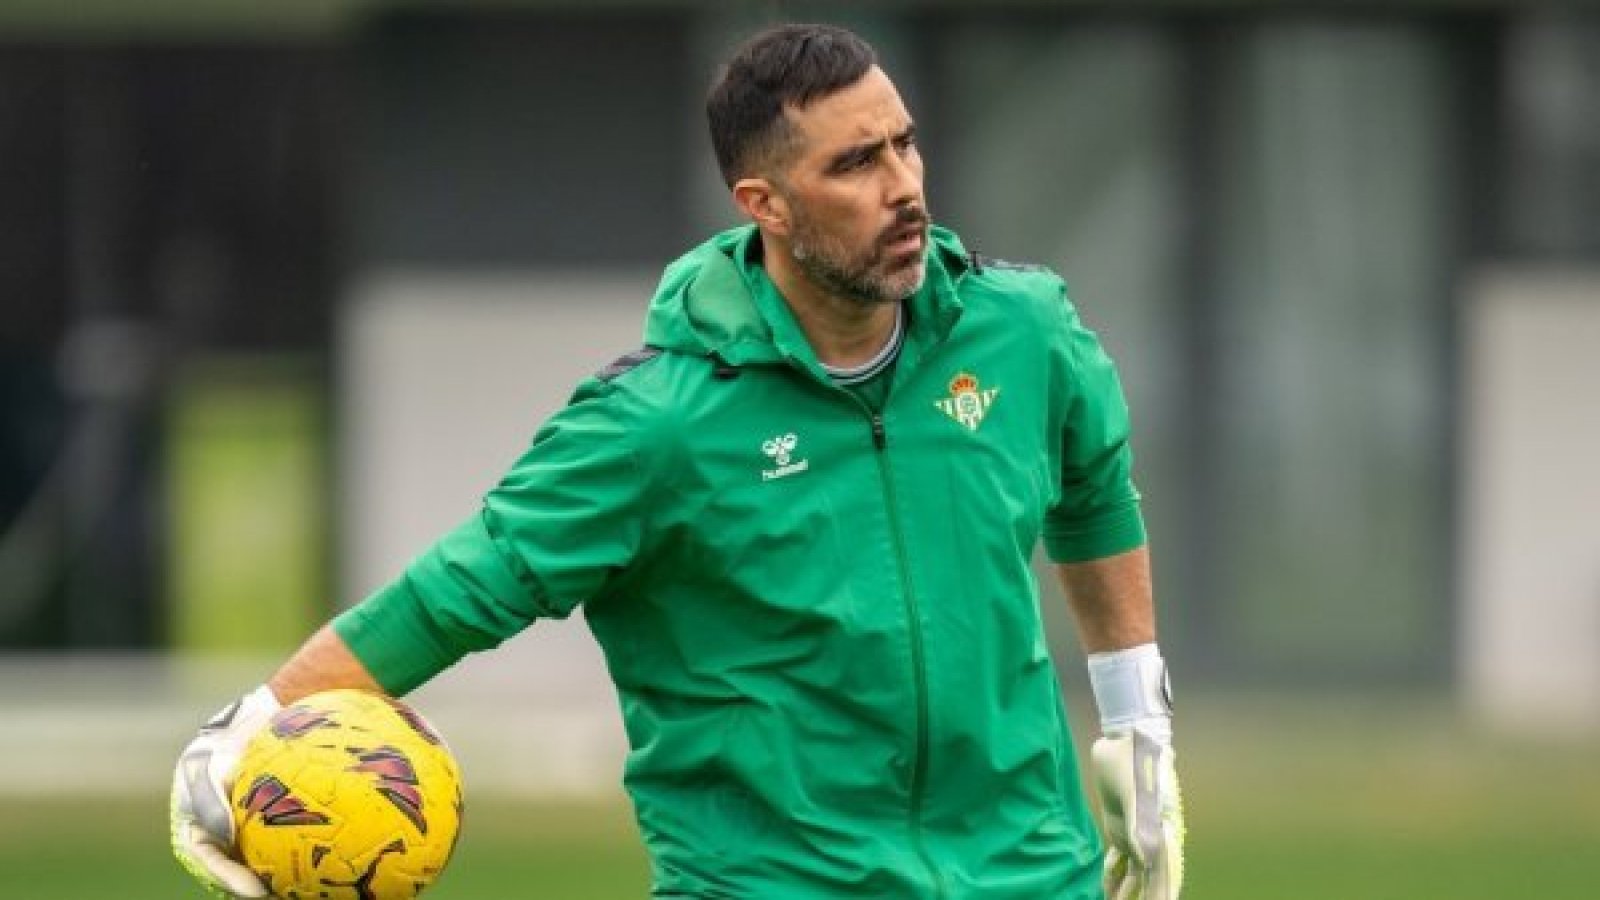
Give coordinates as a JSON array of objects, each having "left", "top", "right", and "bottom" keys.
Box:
[{"left": 1, "top": 0, "right": 1597, "bottom": 897}]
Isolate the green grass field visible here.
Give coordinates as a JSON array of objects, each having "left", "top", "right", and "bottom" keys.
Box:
[{"left": 3, "top": 698, "right": 1596, "bottom": 899}]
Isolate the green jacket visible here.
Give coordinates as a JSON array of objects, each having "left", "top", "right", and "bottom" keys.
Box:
[{"left": 336, "top": 224, "right": 1146, "bottom": 898}]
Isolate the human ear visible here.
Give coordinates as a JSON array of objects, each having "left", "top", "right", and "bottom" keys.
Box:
[{"left": 732, "top": 177, "right": 791, "bottom": 237}]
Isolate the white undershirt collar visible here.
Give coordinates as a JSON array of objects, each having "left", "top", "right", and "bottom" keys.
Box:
[{"left": 821, "top": 303, "right": 905, "bottom": 385}]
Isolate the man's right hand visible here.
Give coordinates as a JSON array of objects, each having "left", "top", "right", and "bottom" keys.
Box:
[{"left": 169, "top": 685, "right": 281, "bottom": 898}]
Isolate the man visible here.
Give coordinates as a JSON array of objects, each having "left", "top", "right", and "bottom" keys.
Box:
[{"left": 172, "top": 23, "right": 1183, "bottom": 900}]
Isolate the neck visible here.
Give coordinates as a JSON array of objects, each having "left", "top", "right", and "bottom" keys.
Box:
[{"left": 762, "top": 235, "right": 901, "bottom": 370}]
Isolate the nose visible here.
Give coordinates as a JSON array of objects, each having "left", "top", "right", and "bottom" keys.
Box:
[{"left": 882, "top": 146, "right": 921, "bottom": 208}]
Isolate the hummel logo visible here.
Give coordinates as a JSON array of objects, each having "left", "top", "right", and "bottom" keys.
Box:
[
  {"left": 762, "top": 434, "right": 797, "bottom": 465},
  {"left": 760, "top": 433, "right": 809, "bottom": 481}
]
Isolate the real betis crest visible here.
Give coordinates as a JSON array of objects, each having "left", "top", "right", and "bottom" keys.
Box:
[{"left": 935, "top": 372, "right": 999, "bottom": 431}]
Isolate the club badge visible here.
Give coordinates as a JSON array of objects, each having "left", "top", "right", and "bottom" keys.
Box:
[{"left": 935, "top": 372, "right": 999, "bottom": 431}]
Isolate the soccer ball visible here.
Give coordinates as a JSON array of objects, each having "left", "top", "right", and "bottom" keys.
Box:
[{"left": 230, "top": 689, "right": 464, "bottom": 900}]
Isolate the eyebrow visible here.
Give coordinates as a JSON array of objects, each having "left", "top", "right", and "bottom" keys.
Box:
[{"left": 825, "top": 123, "right": 917, "bottom": 173}]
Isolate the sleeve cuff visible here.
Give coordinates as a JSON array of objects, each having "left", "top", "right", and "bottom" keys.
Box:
[
  {"left": 1042, "top": 499, "right": 1147, "bottom": 563},
  {"left": 332, "top": 578, "right": 462, "bottom": 696}
]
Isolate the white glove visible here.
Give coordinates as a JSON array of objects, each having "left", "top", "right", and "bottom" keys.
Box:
[
  {"left": 170, "top": 685, "right": 281, "bottom": 898},
  {"left": 1087, "top": 645, "right": 1184, "bottom": 900}
]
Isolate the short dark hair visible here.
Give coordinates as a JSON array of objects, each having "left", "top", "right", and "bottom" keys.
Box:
[{"left": 706, "top": 24, "right": 878, "bottom": 187}]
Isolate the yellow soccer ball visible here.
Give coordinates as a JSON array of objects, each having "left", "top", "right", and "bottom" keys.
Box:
[{"left": 230, "top": 689, "right": 464, "bottom": 900}]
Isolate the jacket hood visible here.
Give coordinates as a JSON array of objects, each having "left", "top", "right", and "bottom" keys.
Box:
[{"left": 642, "top": 223, "right": 970, "bottom": 368}]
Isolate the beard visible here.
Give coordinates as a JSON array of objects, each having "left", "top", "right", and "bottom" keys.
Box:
[{"left": 789, "top": 204, "right": 929, "bottom": 307}]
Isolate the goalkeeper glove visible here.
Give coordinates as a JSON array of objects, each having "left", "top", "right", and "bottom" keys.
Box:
[
  {"left": 1088, "top": 644, "right": 1185, "bottom": 900},
  {"left": 170, "top": 685, "right": 280, "bottom": 898}
]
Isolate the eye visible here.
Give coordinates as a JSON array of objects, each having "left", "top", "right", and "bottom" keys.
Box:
[{"left": 838, "top": 153, "right": 872, "bottom": 173}]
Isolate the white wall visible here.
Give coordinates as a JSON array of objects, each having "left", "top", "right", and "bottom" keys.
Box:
[
  {"left": 1461, "top": 269, "right": 1600, "bottom": 732},
  {"left": 340, "top": 269, "right": 657, "bottom": 793}
]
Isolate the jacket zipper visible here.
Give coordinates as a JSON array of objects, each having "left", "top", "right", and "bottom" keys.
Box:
[{"left": 867, "top": 412, "right": 948, "bottom": 899}]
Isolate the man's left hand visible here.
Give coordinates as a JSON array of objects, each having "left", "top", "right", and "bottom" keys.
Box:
[{"left": 1090, "top": 722, "right": 1184, "bottom": 900}]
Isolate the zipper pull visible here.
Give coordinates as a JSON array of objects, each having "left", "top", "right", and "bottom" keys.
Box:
[{"left": 870, "top": 415, "right": 887, "bottom": 450}]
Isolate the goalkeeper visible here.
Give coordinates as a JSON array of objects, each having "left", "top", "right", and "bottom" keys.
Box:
[{"left": 173, "top": 22, "right": 1183, "bottom": 900}]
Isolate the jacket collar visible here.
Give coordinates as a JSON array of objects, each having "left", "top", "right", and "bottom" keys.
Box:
[{"left": 644, "top": 224, "right": 970, "bottom": 376}]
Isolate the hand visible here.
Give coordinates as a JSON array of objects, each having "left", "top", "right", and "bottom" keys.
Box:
[
  {"left": 1090, "top": 721, "right": 1185, "bottom": 900},
  {"left": 170, "top": 686, "right": 281, "bottom": 898}
]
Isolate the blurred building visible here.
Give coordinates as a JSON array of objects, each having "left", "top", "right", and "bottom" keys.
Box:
[{"left": 0, "top": 0, "right": 1596, "bottom": 708}]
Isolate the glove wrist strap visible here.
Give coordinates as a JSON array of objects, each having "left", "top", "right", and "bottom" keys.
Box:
[
  {"left": 204, "top": 684, "right": 282, "bottom": 733},
  {"left": 1087, "top": 643, "right": 1173, "bottom": 736}
]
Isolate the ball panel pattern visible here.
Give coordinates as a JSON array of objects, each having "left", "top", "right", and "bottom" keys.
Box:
[{"left": 230, "top": 690, "right": 463, "bottom": 900}]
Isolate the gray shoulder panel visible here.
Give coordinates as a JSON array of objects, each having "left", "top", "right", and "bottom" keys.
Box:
[
  {"left": 968, "top": 251, "right": 1050, "bottom": 275},
  {"left": 595, "top": 346, "right": 663, "bottom": 382}
]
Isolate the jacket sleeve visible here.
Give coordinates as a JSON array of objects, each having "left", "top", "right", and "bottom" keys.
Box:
[
  {"left": 1040, "top": 282, "right": 1148, "bottom": 564},
  {"left": 332, "top": 376, "right": 655, "bottom": 694}
]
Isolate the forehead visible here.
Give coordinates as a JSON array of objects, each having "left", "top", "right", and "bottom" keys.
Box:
[{"left": 785, "top": 66, "right": 912, "bottom": 153}]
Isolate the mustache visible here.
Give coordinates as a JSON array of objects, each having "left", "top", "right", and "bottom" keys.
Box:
[{"left": 881, "top": 205, "right": 929, "bottom": 243}]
